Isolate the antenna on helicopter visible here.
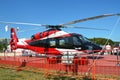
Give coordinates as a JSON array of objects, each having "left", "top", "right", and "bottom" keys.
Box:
[
  {"left": 5, "top": 25, "right": 9, "bottom": 32},
  {"left": 5, "top": 25, "right": 20, "bottom": 32}
]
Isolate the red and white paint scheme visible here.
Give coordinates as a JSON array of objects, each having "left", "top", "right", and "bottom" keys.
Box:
[{"left": 10, "top": 28, "right": 102, "bottom": 57}]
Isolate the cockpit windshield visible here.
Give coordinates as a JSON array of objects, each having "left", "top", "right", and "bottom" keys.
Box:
[{"left": 78, "top": 35, "right": 91, "bottom": 43}]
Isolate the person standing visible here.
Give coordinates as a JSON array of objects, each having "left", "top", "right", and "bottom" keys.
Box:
[{"left": 73, "top": 54, "right": 79, "bottom": 75}]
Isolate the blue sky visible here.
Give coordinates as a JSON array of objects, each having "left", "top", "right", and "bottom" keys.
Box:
[{"left": 0, "top": 0, "right": 120, "bottom": 41}]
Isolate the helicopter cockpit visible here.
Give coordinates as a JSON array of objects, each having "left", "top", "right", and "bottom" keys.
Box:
[{"left": 79, "top": 35, "right": 102, "bottom": 52}]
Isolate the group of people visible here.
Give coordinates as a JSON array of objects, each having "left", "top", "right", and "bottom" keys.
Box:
[{"left": 104, "top": 44, "right": 120, "bottom": 55}]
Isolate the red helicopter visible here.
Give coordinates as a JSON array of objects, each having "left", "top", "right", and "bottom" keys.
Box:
[{"left": 0, "top": 13, "right": 120, "bottom": 61}]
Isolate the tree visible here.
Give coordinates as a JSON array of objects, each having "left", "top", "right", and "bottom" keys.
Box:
[
  {"left": 0, "top": 39, "right": 8, "bottom": 52},
  {"left": 89, "top": 38, "right": 114, "bottom": 46}
]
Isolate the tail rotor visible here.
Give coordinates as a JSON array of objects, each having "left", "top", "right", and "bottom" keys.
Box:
[{"left": 10, "top": 28, "right": 18, "bottom": 50}]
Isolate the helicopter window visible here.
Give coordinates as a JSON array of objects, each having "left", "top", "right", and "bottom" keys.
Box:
[
  {"left": 50, "top": 40, "right": 56, "bottom": 47},
  {"left": 73, "top": 36, "right": 82, "bottom": 45},
  {"left": 59, "top": 39, "right": 65, "bottom": 46},
  {"left": 78, "top": 35, "right": 90, "bottom": 43},
  {"left": 84, "top": 37, "right": 90, "bottom": 42}
]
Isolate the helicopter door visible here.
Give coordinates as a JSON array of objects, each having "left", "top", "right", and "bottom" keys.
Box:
[
  {"left": 72, "top": 36, "right": 82, "bottom": 50},
  {"left": 57, "top": 37, "right": 73, "bottom": 49}
]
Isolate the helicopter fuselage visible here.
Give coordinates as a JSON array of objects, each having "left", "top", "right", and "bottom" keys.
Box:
[{"left": 10, "top": 28, "right": 102, "bottom": 56}]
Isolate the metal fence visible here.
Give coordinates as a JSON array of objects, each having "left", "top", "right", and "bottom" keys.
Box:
[{"left": 0, "top": 52, "right": 120, "bottom": 80}]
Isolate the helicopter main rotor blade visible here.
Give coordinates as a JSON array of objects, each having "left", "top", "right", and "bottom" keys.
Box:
[
  {"left": 63, "top": 25, "right": 109, "bottom": 31},
  {"left": 0, "top": 21, "right": 47, "bottom": 27},
  {"left": 18, "top": 27, "right": 43, "bottom": 33},
  {"left": 60, "top": 13, "right": 120, "bottom": 26},
  {"left": 0, "top": 13, "right": 119, "bottom": 29}
]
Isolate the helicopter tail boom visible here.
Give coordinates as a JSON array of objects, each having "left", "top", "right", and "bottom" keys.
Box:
[{"left": 10, "top": 28, "right": 18, "bottom": 50}]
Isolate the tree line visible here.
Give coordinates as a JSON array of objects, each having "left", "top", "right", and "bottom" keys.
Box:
[{"left": 89, "top": 37, "right": 119, "bottom": 46}]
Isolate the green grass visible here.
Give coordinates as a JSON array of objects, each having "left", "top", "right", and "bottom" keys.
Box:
[
  {"left": 0, "top": 67, "right": 92, "bottom": 80},
  {"left": 0, "top": 68, "right": 46, "bottom": 80},
  {"left": 0, "top": 64, "right": 119, "bottom": 80}
]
